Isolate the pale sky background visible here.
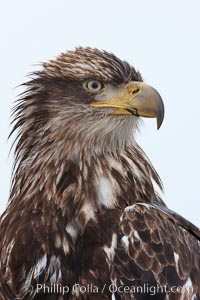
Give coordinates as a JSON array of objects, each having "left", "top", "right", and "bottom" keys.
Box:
[{"left": 0, "top": 0, "right": 200, "bottom": 227}]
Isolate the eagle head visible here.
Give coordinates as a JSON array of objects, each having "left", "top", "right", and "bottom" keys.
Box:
[{"left": 16, "top": 47, "right": 164, "bottom": 157}]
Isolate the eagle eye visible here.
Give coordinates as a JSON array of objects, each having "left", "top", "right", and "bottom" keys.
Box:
[{"left": 84, "top": 80, "right": 105, "bottom": 93}]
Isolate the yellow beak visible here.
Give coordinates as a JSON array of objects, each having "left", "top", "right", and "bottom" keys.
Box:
[{"left": 90, "top": 81, "right": 164, "bottom": 129}]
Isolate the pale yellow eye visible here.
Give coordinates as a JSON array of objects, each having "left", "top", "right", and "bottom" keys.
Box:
[{"left": 84, "top": 80, "right": 104, "bottom": 93}]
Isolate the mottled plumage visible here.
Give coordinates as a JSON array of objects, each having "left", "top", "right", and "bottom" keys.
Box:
[{"left": 0, "top": 47, "right": 199, "bottom": 299}]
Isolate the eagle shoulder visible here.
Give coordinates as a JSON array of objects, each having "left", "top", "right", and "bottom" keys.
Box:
[{"left": 110, "top": 202, "right": 200, "bottom": 298}]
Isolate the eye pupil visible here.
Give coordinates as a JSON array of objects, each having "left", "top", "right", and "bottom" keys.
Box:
[{"left": 91, "top": 82, "right": 98, "bottom": 89}]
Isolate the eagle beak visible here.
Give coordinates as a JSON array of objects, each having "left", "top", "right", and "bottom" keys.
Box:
[{"left": 90, "top": 81, "right": 165, "bottom": 129}]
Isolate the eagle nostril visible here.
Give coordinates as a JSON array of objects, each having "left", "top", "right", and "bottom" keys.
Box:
[{"left": 131, "top": 87, "right": 140, "bottom": 94}]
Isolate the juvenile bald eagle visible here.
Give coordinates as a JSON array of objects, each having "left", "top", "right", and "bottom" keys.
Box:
[{"left": 0, "top": 47, "right": 199, "bottom": 300}]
